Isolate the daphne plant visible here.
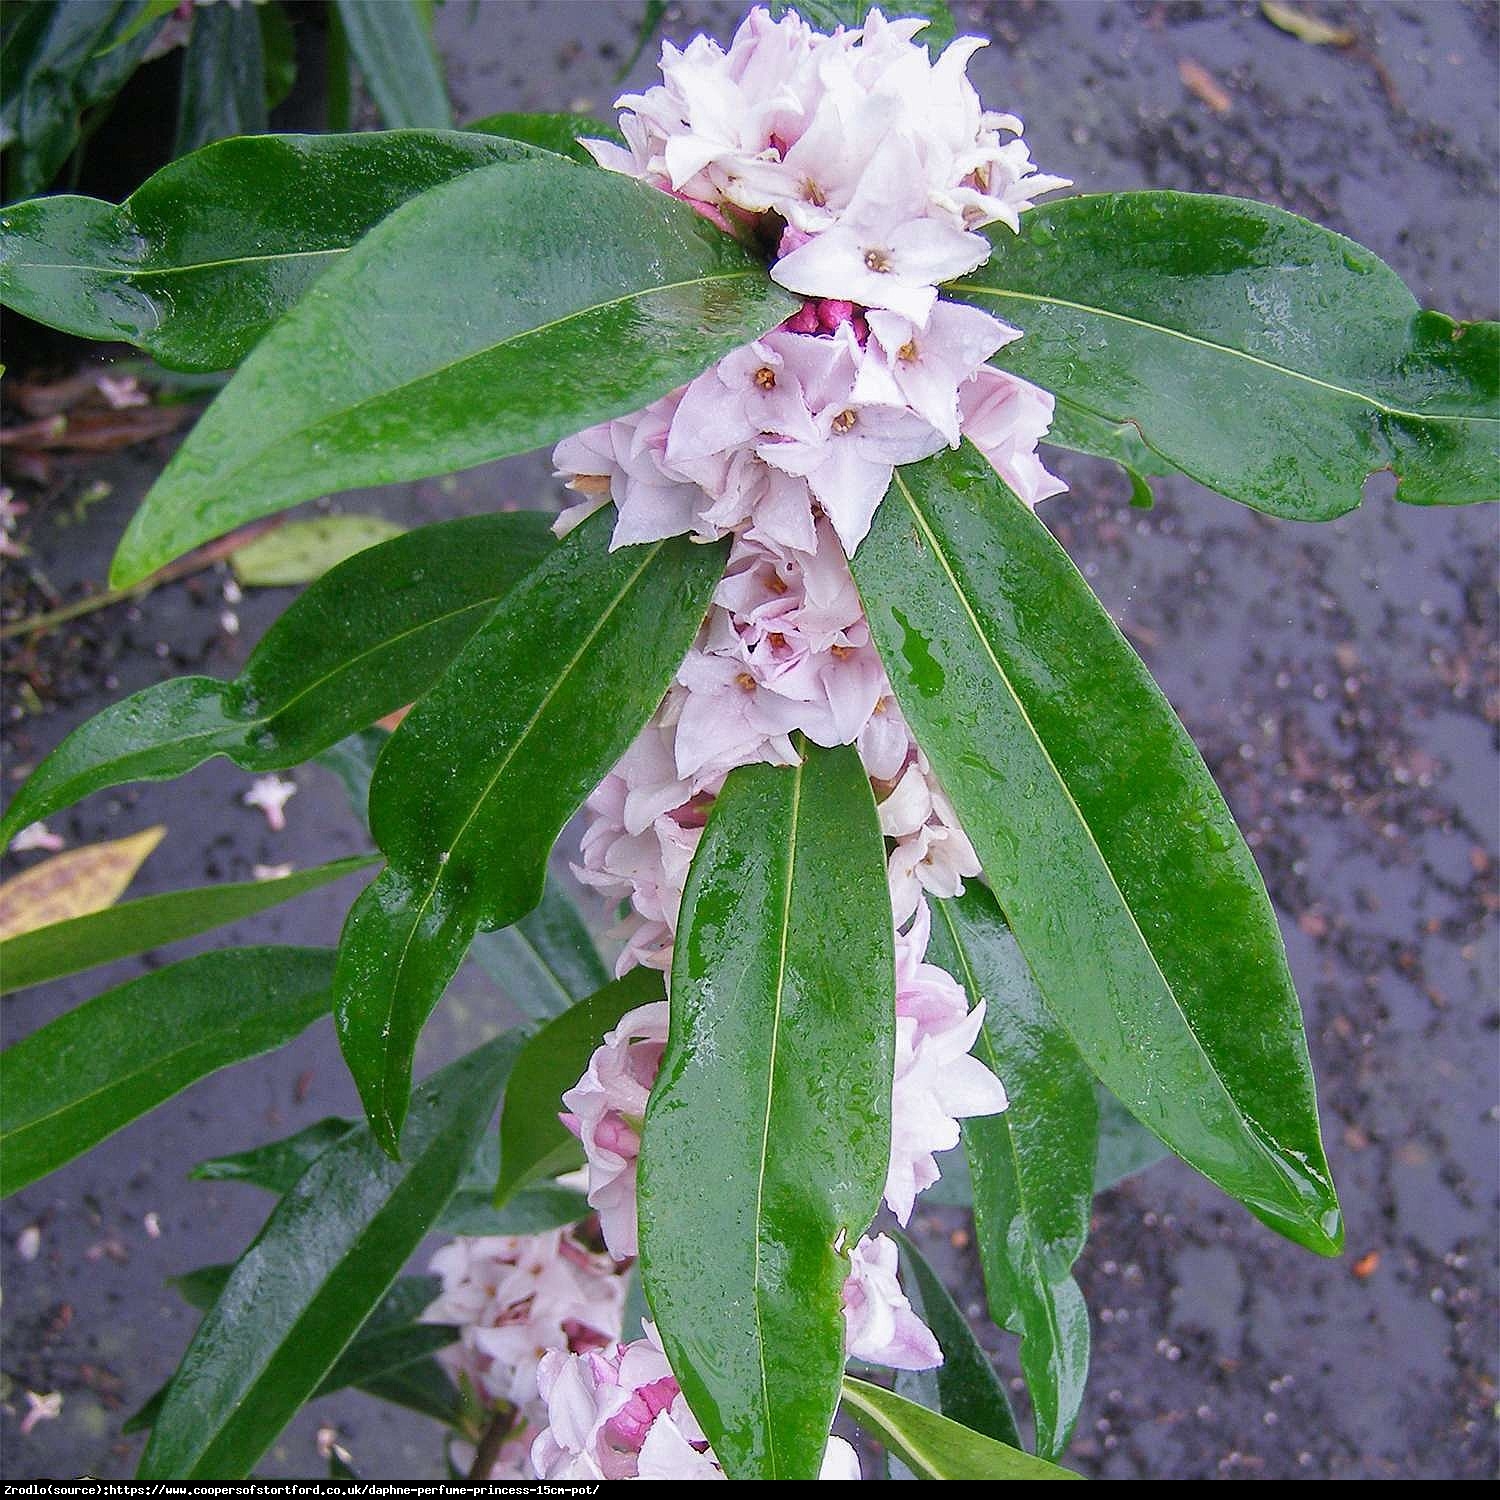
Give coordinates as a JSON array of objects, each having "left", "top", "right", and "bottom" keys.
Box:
[{"left": 0, "top": 0, "right": 1494, "bottom": 1483}]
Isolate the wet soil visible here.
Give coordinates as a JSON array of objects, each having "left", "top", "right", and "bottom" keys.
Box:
[{"left": 1, "top": 0, "right": 1496, "bottom": 1482}]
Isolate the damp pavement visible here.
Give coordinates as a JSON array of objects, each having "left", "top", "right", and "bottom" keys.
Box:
[{"left": 1, "top": 0, "right": 1495, "bottom": 1482}]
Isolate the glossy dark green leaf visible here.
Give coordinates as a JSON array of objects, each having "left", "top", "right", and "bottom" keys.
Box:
[
  {"left": 126, "top": 1272, "right": 451, "bottom": 1436},
  {"left": 928, "top": 886, "right": 1094, "bottom": 1458},
  {"left": 469, "top": 872, "right": 610, "bottom": 1022},
  {"left": 466, "top": 110, "right": 623, "bottom": 164},
  {"left": 840, "top": 1378, "right": 1082, "bottom": 1481},
  {"left": 317, "top": 728, "right": 387, "bottom": 827},
  {"left": 0, "top": 855, "right": 375, "bottom": 995},
  {"left": 1, "top": 0, "right": 165, "bottom": 198},
  {"left": 173, "top": 0, "right": 266, "bottom": 157},
  {"left": 0, "top": 513, "right": 554, "bottom": 848},
  {"left": 193, "top": 1115, "right": 588, "bottom": 1235},
  {"left": 1045, "top": 396, "right": 1177, "bottom": 509},
  {"left": 891, "top": 1231, "right": 1021, "bottom": 1450},
  {"left": 334, "top": 0, "right": 450, "bottom": 129},
  {"left": 771, "top": 1, "right": 956, "bottom": 46},
  {"left": 137, "top": 1032, "right": 520, "bottom": 1479},
  {"left": 358, "top": 1358, "right": 460, "bottom": 1425},
  {"left": 190, "top": 1118, "right": 358, "bottom": 1195},
  {"left": 638, "top": 742, "right": 894, "bottom": 1480},
  {"left": 1094, "top": 1085, "right": 1170, "bottom": 1191},
  {"left": 107, "top": 159, "right": 797, "bottom": 585},
  {"left": 952, "top": 192, "right": 1500, "bottom": 518},
  {"left": 495, "top": 966, "right": 664, "bottom": 1204},
  {"left": 0, "top": 131, "right": 541, "bottom": 371},
  {"left": 440, "top": 1182, "right": 589, "bottom": 1236},
  {"left": 851, "top": 446, "right": 1341, "bottom": 1255},
  {"left": 337, "top": 512, "right": 724, "bottom": 1153},
  {"left": 0, "top": 947, "right": 334, "bottom": 1196}
]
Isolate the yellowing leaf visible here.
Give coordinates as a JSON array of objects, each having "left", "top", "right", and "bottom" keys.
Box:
[
  {"left": 1260, "top": 1, "right": 1355, "bottom": 47},
  {"left": 0, "top": 826, "right": 166, "bottom": 941},
  {"left": 230, "top": 516, "right": 405, "bottom": 588}
]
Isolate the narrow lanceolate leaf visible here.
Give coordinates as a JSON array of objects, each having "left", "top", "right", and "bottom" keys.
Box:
[
  {"left": 0, "top": 513, "right": 553, "bottom": 848},
  {"left": 108, "top": 159, "right": 797, "bottom": 585},
  {"left": 495, "top": 967, "right": 665, "bottom": 1204},
  {"left": 0, "top": 131, "right": 542, "bottom": 371},
  {"left": 467, "top": 111, "right": 624, "bottom": 164},
  {"left": 337, "top": 513, "right": 725, "bottom": 1153},
  {"left": 891, "top": 1231, "right": 1022, "bottom": 1451},
  {"left": 0, "top": 948, "right": 334, "bottom": 1196},
  {"left": 851, "top": 446, "right": 1341, "bottom": 1255},
  {"left": 126, "top": 1273, "right": 452, "bottom": 1435},
  {"left": 928, "top": 887, "right": 1095, "bottom": 1459},
  {"left": 173, "top": 0, "right": 266, "bottom": 157},
  {"left": 192, "top": 1115, "right": 589, "bottom": 1235},
  {"left": 334, "top": 0, "right": 451, "bottom": 129},
  {"left": 638, "top": 743, "right": 894, "bottom": 1480},
  {"left": 0, "top": 855, "right": 375, "bottom": 995},
  {"left": 0, "top": 825, "right": 164, "bottom": 940},
  {"left": 469, "top": 871, "right": 610, "bottom": 1021},
  {"left": 840, "top": 1378, "right": 1082, "bottom": 1481},
  {"left": 137, "top": 1033, "right": 520, "bottom": 1480},
  {"left": 951, "top": 192, "right": 1500, "bottom": 518}
]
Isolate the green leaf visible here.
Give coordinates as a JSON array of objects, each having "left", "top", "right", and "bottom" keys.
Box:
[
  {"left": 230, "top": 515, "right": 406, "bottom": 587},
  {"left": 466, "top": 110, "right": 623, "bottom": 164},
  {"left": 126, "top": 1273, "right": 452, "bottom": 1436},
  {"left": 173, "top": 0, "right": 266, "bottom": 157},
  {"left": 928, "top": 887, "right": 1095, "bottom": 1458},
  {"left": 192, "top": 1115, "right": 589, "bottom": 1235},
  {"left": 495, "top": 967, "right": 664, "bottom": 1204},
  {"left": 952, "top": 192, "right": 1500, "bottom": 518},
  {"left": 1045, "top": 396, "right": 1177, "bottom": 509},
  {"left": 137, "top": 1032, "right": 520, "bottom": 1479},
  {"left": 1094, "top": 1085, "right": 1170, "bottom": 1191},
  {"left": 469, "top": 871, "right": 610, "bottom": 1021},
  {"left": 891, "top": 1230, "right": 1022, "bottom": 1450},
  {"left": 771, "top": 1, "right": 956, "bottom": 46},
  {"left": 638, "top": 742, "right": 894, "bottom": 1480},
  {"left": 1, "top": 0, "right": 165, "bottom": 198},
  {"left": 851, "top": 445, "right": 1342, "bottom": 1255},
  {"left": 840, "top": 1378, "right": 1083, "bottom": 1481},
  {"left": 337, "top": 513, "right": 724, "bottom": 1152},
  {"left": 91, "top": 0, "right": 178, "bottom": 58},
  {"left": 0, "top": 947, "right": 334, "bottom": 1196},
  {"left": 617, "top": 1, "right": 668, "bottom": 82},
  {"left": 333, "top": 0, "right": 451, "bottom": 129},
  {"left": 317, "top": 728, "right": 387, "bottom": 826},
  {"left": 0, "top": 130, "right": 542, "bottom": 371},
  {"left": 0, "top": 854, "right": 375, "bottom": 995},
  {"left": 440, "top": 1182, "right": 588, "bottom": 1236},
  {"left": 0, "top": 513, "right": 554, "bottom": 848},
  {"left": 358, "top": 1358, "right": 460, "bottom": 1425},
  {"left": 107, "top": 158, "right": 797, "bottom": 585},
  {"left": 190, "top": 1118, "right": 358, "bottom": 1195}
]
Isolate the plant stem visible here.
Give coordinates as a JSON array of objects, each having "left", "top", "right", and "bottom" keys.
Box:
[{"left": 467, "top": 1406, "right": 519, "bottom": 1482}]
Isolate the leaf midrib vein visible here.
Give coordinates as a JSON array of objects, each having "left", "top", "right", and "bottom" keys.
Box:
[
  {"left": 889, "top": 468, "right": 1276, "bottom": 1176},
  {"left": 950, "top": 281, "right": 1500, "bottom": 427}
]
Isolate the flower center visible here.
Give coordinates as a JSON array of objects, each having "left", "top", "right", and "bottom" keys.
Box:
[
  {"left": 863, "top": 247, "right": 892, "bottom": 273},
  {"left": 897, "top": 340, "right": 919, "bottom": 363},
  {"left": 735, "top": 671, "right": 757, "bottom": 692},
  {"left": 802, "top": 178, "right": 827, "bottom": 207},
  {"left": 753, "top": 365, "right": 777, "bottom": 390},
  {"left": 831, "top": 408, "right": 858, "bottom": 435}
]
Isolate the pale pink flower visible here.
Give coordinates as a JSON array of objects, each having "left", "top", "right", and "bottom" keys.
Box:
[
  {"left": 959, "top": 366, "right": 1068, "bottom": 508},
  {"left": 423, "top": 1229, "right": 626, "bottom": 1412},
  {"left": 842, "top": 1233, "right": 942, "bottom": 1370},
  {"left": 561, "top": 1002, "right": 671, "bottom": 1259},
  {"left": 9, "top": 821, "right": 64, "bottom": 854},
  {"left": 242, "top": 774, "right": 296, "bottom": 831}
]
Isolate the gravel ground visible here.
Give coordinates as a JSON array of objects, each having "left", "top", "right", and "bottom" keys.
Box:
[{"left": 1, "top": 0, "right": 1496, "bottom": 1482}]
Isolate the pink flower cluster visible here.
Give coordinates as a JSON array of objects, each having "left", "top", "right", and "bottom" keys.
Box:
[
  {"left": 531, "top": 1323, "right": 862, "bottom": 1480},
  {"left": 449, "top": 6, "right": 1070, "bottom": 1480},
  {"left": 422, "top": 1229, "right": 627, "bottom": 1479}
]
